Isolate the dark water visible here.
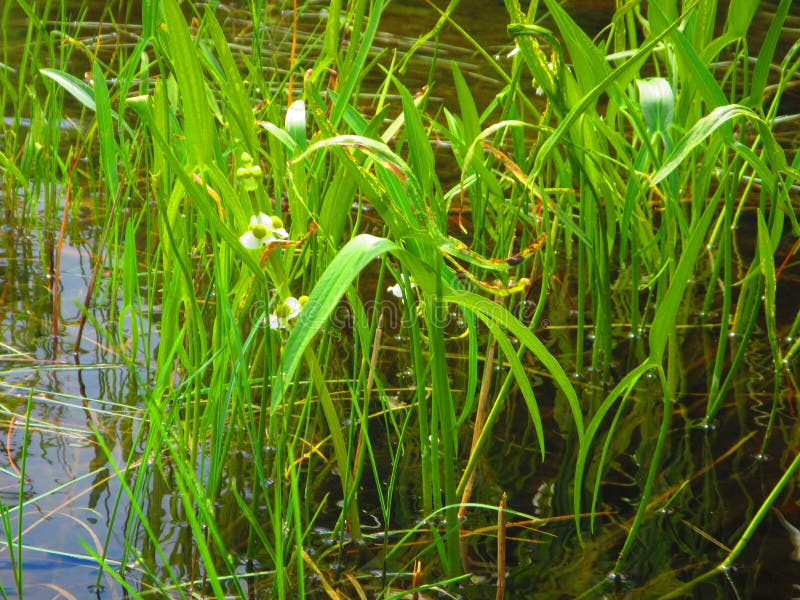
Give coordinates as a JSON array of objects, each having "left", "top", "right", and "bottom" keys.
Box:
[{"left": 2, "top": 0, "right": 799, "bottom": 598}]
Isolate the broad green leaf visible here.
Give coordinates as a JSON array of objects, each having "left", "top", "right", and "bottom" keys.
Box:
[
  {"left": 40, "top": 68, "right": 97, "bottom": 112},
  {"left": 200, "top": 6, "right": 258, "bottom": 152},
  {"left": 40, "top": 67, "right": 134, "bottom": 139},
  {"left": 489, "top": 320, "right": 546, "bottom": 458},
  {"left": 259, "top": 120, "right": 298, "bottom": 152},
  {"left": 278, "top": 234, "right": 400, "bottom": 399},
  {"left": 637, "top": 78, "right": 674, "bottom": 136},
  {"left": 160, "top": 0, "right": 214, "bottom": 167},
  {"left": 324, "top": 0, "right": 342, "bottom": 65},
  {"left": 0, "top": 150, "right": 25, "bottom": 181},
  {"left": 398, "top": 80, "right": 436, "bottom": 202},
  {"left": 724, "top": 0, "right": 759, "bottom": 39},
  {"left": 542, "top": 0, "right": 610, "bottom": 94},
  {"left": 295, "top": 134, "right": 428, "bottom": 239},
  {"left": 92, "top": 62, "right": 119, "bottom": 198},
  {"left": 451, "top": 61, "right": 480, "bottom": 143},
  {"left": 652, "top": 104, "right": 749, "bottom": 185}
]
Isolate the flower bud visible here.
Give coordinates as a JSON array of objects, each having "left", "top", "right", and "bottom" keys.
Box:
[{"left": 285, "top": 100, "right": 307, "bottom": 151}]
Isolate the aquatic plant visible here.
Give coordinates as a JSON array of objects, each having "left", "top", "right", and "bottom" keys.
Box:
[{"left": 1, "top": 0, "right": 798, "bottom": 597}]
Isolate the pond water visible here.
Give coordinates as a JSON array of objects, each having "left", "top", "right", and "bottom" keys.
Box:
[{"left": 1, "top": 0, "right": 799, "bottom": 598}]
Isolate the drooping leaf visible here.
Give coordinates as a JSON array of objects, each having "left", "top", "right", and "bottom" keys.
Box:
[{"left": 40, "top": 68, "right": 98, "bottom": 112}]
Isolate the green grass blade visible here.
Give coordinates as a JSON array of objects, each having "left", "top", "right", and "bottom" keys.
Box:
[
  {"left": 330, "top": 0, "right": 384, "bottom": 127},
  {"left": 277, "top": 234, "right": 399, "bottom": 398},
  {"left": 541, "top": 0, "right": 610, "bottom": 93},
  {"left": 652, "top": 105, "right": 745, "bottom": 185},
  {"left": 756, "top": 209, "right": 779, "bottom": 360},
  {"left": 649, "top": 0, "right": 727, "bottom": 109},
  {"left": 437, "top": 285, "right": 584, "bottom": 437},
  {"left": 39, "top": 67, "right": 97, "bottom": 111},
  {"left": 159, "top": 0, "right": 214, "bottom": 167},
  {"left": 91, "top": 62, "right": 119, "bottom": 198},
  {"left": 648, "top": 195, "right": 719, "bottom": 363},
  {"left": 398, "top": 80, "right": 437, "bottom": 205},
  {"left": 747, "top": 0, "right": 792, "bottom": 106}
]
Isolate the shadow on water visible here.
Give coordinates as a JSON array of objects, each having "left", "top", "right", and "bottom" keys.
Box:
[{"left": 1, "top": 0, "right": 799, "bottom": 598}]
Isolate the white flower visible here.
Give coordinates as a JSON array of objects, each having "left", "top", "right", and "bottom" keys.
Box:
[
  {"left": 387, "top": 274, "right": 415, "bottom": 299},
  {"left": 239, "top": 212, "right": 289, "bottom": 249},
  {"left": 386, "top": 283, "right": 403, "bottom": 298},
  {"left": 268, "top": 296, "right": 306, "bottom": 330}
]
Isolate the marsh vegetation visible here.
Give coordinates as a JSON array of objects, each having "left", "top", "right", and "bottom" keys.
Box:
[{"left": 1, "top": 0, "right": 799, "bottom": 597}]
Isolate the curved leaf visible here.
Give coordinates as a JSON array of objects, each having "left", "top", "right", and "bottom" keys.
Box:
[
  {"left": 40, "top": 67, "right": 97, "bottom": 111},
  {"left": 277, "top": 234, "right": 399, "bottom": 399},
  {"left": 652, "top": 104, "right": 752, "bottom": 184}
]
